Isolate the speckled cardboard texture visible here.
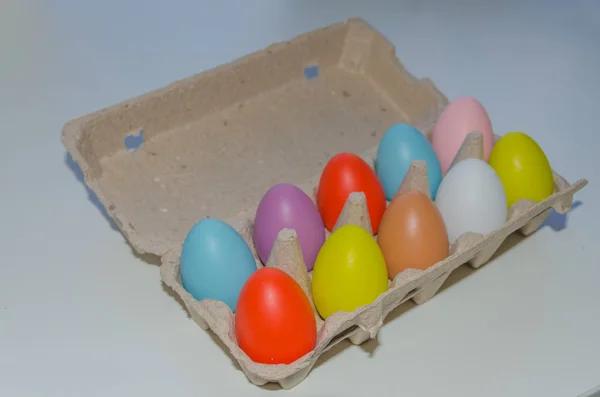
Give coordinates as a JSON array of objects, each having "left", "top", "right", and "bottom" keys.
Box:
[{"left": 62, "top": 18, "right": 587, "bottom": 389}]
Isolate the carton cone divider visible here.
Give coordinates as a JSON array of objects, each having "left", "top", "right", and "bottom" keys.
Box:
[
  {"left": 265, "top": 229, "right": 323, "bottom": 327},
  {"left": 395, "top": 160, "right": 431, "bottom": 199},
  {"left": 332, "top": 192, "right": 373, "bottom": 234},
  {"left": 447, "top": 130, "right": 485, "bottom": 171},
  {"left": 265, "top": 229, "right": 312, "bottom": 297}
]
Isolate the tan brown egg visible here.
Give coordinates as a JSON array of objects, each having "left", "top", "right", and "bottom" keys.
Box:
[{"left": 377, "top": 190, "right": 449, "bottom": 280}]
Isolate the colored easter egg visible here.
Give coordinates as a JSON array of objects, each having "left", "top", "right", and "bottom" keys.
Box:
[
  {"left": 488, "top": 131, "right": 554, "bottom": 208},
  {"left": 435, "top": 158, "right": 507, "bottom": 243},
  {"left": 180, "top": 218, "right": 257, "bottom": 311},
  {"left": 311, "top": 225, "right": 389, "bottom": 319},
  {"left": 253, "top": 183, "right": 326, "bottom": 271},
  {"left": 235, "top": 267, "right": 317, "bottom": 364},
  {"left": 376, "top": 123, "right": 442, "bottom": 200},
  {"left": 317, "top": 153, "right": 386, "bottom": 233},
  {"left": 378, "top": 190, "right": 449, "bottom": 279},
  {"left": 431, "top": 96, "right": 495, "bottom": 174}
]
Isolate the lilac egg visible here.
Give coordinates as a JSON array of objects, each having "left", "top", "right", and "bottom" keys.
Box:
[{"left": 253, "top": 183, "right": 326, "bottom": 271}]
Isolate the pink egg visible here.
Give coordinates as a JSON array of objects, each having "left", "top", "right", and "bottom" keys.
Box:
[{"left": 431, "top": 96, "right": 494, "bottom": 174}]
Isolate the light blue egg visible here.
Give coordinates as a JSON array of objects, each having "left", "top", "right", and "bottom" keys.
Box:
[
  {"left": 180, "top": 218, "right": 256, "bottom": 312},
  {"left": 375, "top": 123, "right": 443, "bottom": 201}
]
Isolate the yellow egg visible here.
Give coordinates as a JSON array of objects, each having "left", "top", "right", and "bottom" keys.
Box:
[
  {"left": 311, "top": 225, "right": 389, "bottom": 319},
  {"left": 488, "top": 131, "right": 554, "bottom": 208}
]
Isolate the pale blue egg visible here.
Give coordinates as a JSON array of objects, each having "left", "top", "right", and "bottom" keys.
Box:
[
  {"left": 375, "top": 123, "right": 443, "bottom": 201},
  {"left": 180, "top": 218, "right": 256, "bottom": 311}
]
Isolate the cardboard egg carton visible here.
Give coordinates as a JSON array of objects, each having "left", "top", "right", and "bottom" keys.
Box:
[{"left": 61, "top": 18, "right": 588, "bottom": 390}]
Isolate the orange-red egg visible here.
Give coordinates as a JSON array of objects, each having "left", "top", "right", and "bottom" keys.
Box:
[
  {"left": 317, "top": 153, "right": 386, "bottom": 233},
  {"left": 377, "top": 190, "right": 449, "bottom": 279},
  {"left": 235, "top": 267, "right": 317, "bottom": 364}
]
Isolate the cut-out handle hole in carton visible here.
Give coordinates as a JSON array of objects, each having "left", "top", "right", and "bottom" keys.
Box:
[
  {"left": 304, "top": 64, "right": 319, "bottom": 80},
  {"left": 125, "top": 129, "right": 144, "bottom": 152}
]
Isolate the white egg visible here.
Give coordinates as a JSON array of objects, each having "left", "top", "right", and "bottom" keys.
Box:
[{"left": 435, "top": 158, "right": 507, "bottom": 243}]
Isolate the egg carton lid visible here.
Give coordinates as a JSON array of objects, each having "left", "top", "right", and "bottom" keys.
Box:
[{"left": 61, "top": 18, "right": 448, "bottom": 258}]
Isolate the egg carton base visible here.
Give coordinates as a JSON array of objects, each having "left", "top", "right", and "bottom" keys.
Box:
[{"left": 160, "top": 173, "right": 585, "bottom": 389}]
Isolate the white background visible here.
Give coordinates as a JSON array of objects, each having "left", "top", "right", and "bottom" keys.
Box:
[{"left": 1, "top": 1, "right": 599, "bottom": 396}]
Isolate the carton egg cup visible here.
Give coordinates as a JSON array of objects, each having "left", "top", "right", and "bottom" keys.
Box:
[{"left": 61, "top": 18, "right": 588, "bottom": 390}]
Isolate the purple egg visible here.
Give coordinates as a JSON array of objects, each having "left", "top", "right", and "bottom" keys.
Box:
[{"left": 253, "top": 183, "right": 326, "bottom": 271}]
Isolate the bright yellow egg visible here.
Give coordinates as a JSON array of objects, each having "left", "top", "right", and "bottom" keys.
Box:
[
  {"left": 311, "top": 225, "right": 388, "bottom": 319},
  {"left": 488, "top": 131, "right": 555, "bottom": 209}
]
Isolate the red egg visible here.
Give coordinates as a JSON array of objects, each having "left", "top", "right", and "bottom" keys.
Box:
[
  {"left": 235, "top": 267, "right": 317, "bottom": 364},
  {"left": 317, "top": 153, "right": 386, "bottom": 233}
]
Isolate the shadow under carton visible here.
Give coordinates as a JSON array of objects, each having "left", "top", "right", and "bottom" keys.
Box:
[{"left": 61, "top": 18, "right": 588, "bottom": 390}]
